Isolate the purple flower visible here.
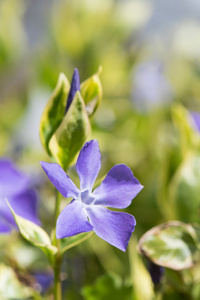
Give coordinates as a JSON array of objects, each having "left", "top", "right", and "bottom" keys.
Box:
[
  {"left": 65, "top": 68, "right": 80, "bottom": 113},
  {"left": 0, "top": 159, "right": 40, "bottom": 233},
  {"left": 148, "top": 261, "right": 165, "bottom": 285},
  {"left": 190, "top": 111, "right": 200, "bottom": 132},
  {"left": 40, "top": 140, "right": 143, "bottom": 251},
  {"left": 33, "top": 271, "right": 54, "bottom": 294},
  {"left": 131, "top": 61, "right": 173, "bottom": 112}
]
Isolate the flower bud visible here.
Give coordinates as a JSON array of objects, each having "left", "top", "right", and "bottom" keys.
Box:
[{"left": 39, "top": 68, "right": 102, "bottom": 169}]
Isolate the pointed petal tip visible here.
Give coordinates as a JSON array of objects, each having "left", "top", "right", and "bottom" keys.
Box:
[
  {"left": 76, "top": 139, "right": 101, "bottom": 191},
  {"left": 55, "top": 231, "right": 63, "bottom": 240},
  {"left": 87, "top": 206, "right": 136, "bottom": 252},
  {"left": 139, "top": 183, "right": 144, "bottom": 192},
  {"left": 121, "top": 225, "right": 136, "bottom": 252},
  {"left": 93, "top": 164, "right": 143, "bottom": 208},
  {"left": 39, "top": 162, "right": 79, "bottom": 198},
  {"left": 39, "top": 160, "right": 49, "bottom": 167},
  {"left": 74, "top": 67, "right": 79, "bottom": 75},
  {"left": 65, "top": 67, "right": 80, "bottom": 113},
  {"left": 72, "top": 68, "right": 80, "bottom": 85},
  {"left": 39, "top": 161, "right": 51, "bottom": 171},
  {"left": 83, "top": 139, "right": 98, "bottom": 148},
  {"left": 73, "top": 69, "right": 80, "bottom": 85}
]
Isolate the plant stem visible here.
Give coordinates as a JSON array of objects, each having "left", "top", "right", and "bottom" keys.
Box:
[
  {"left": 54, "top": 251, "right": 62, "bottom": 300},
  {"left": 53, "top": 190, "right": 62, "bottom": 300},
  {"left": 54, "top": 191, "right": 62, "bottom": 229}
]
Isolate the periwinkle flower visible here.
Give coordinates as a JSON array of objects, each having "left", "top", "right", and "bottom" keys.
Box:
[
  {"left": 0, "top": 159, "right": 40, "bottom": 233},
  {"left": 131, "top": 61, "right": 173, "bottom": 112},
  {"left": 40, "top": 140, "right": 143, "bottom": 251},
  {"left": 33, "top": 271, "right": 54, "bottom": 294},
  {"left": 190, "top": 111, "right": 200, "bottom": 132}
]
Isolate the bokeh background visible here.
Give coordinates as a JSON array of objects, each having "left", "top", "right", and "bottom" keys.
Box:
[{"left": 1, "top": 0, "right": 200, "bottom": 299}]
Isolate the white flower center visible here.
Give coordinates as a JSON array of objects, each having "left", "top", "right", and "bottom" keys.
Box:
[{"left": 80, "top": 189, "right": 95, "bottom": 205}]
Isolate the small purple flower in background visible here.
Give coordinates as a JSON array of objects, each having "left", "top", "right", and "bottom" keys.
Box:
[
  {"left": 33, "top": 271, "right": 54, "bottom": 294},
  {"left": 190, "top": 111, "right": 200, "bottom": 132},
  {"left": 131, "top": 60, "right": 173, "bottom": 112},
  {"left": 40, "top": 140, "right": 143, "bottom": 252},
  {"left": 148, "top": 261, "right": 165, "bottom": 285},
  {"left": 0, "top": 159, "right": 40, "bottom": 233}
]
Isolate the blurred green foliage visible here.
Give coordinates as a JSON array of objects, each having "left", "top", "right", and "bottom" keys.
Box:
[{"left": 1, "top": 0, "right": 200, "bottom": 299}]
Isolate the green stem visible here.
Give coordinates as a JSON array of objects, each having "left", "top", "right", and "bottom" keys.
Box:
[
  {"left": 54, "top": 191, "right": 62, "bottom": 229},
  {"left": 52, "top": 191, "right": 94, "bottom": 299},
  {"left": 53, "top": 191, "right": 62, "bottom": 300},
  {"left": 54, "top": 251, "right": 62, "bottom": 300}
]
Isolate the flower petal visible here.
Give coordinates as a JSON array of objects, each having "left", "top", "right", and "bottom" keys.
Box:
[
  {"left": 56, "top": 200, "right": 93, "bottom": 239},
  {"left": 40, "top": 162, "right": 79, "bottom": 198},
  {"left": 34, "top": 272, "right": 54, "bottom": 293},
  {"left": 86, "top": 206, "right": 136, "bottom": 252},
  {"left": 93, "top": 164, "right": 143, "bottom": 208},
  {"left": 0, "top": 197, "right": 16, "bottom": 228},
  {"left": 0, "top": 189, "right": 40, "bottom": 233},
  {"left": 0, "top": 159, "right": 30, "bottom": 198},
  {"left": 76, "top": 140, "right": 101, "bottom": 191},
  {"left": 0, "top": 219, "right": 12, "bottom": 234},
  {"left": 190, "top": 111, "right": 200, "bottom": 132},
  {"left": 65, "top": 68, "right": 80, "bottom": 113},
  {"left": 8, "top": 189, "right": 40, "bottom": 225}
]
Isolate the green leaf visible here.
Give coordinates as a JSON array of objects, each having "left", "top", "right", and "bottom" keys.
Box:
[
  {"left": 82, "top": 273, "right": 132, "bottom": 300},
  {"left": 49, "top": 91, "right": 91, "bottom": 170},
  {"left": 39, "top": 73, "right": 70, "bottom": 155},
  {"left": 169, "top": 151, "right": 200, "bottom": 222},
  {"left": 0, "top": 263, "right": 33, "bottom": 299},
  {"left": 80, "top": 67, "right": 103, "bottom": 117},
  {"left": 192, "top": 224, "right": 200, "bottom": 249},
  {"left": 165, "top": 264, "right": 200, "bottom": 299},
  {"left": 171, "top": 104, "right": 200, "bottom": 154},
  {"left": 138, "top": 221, "right": 199, "bottom": 270},
  {"left": 128, "top": 237, "right": 154, "bottom": 300},
  {"left": 8, "top": 201, "right": 57, "bottom": 262},
  {"left": 61, "top": 232, "right": 93, "bottom": 255}
]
